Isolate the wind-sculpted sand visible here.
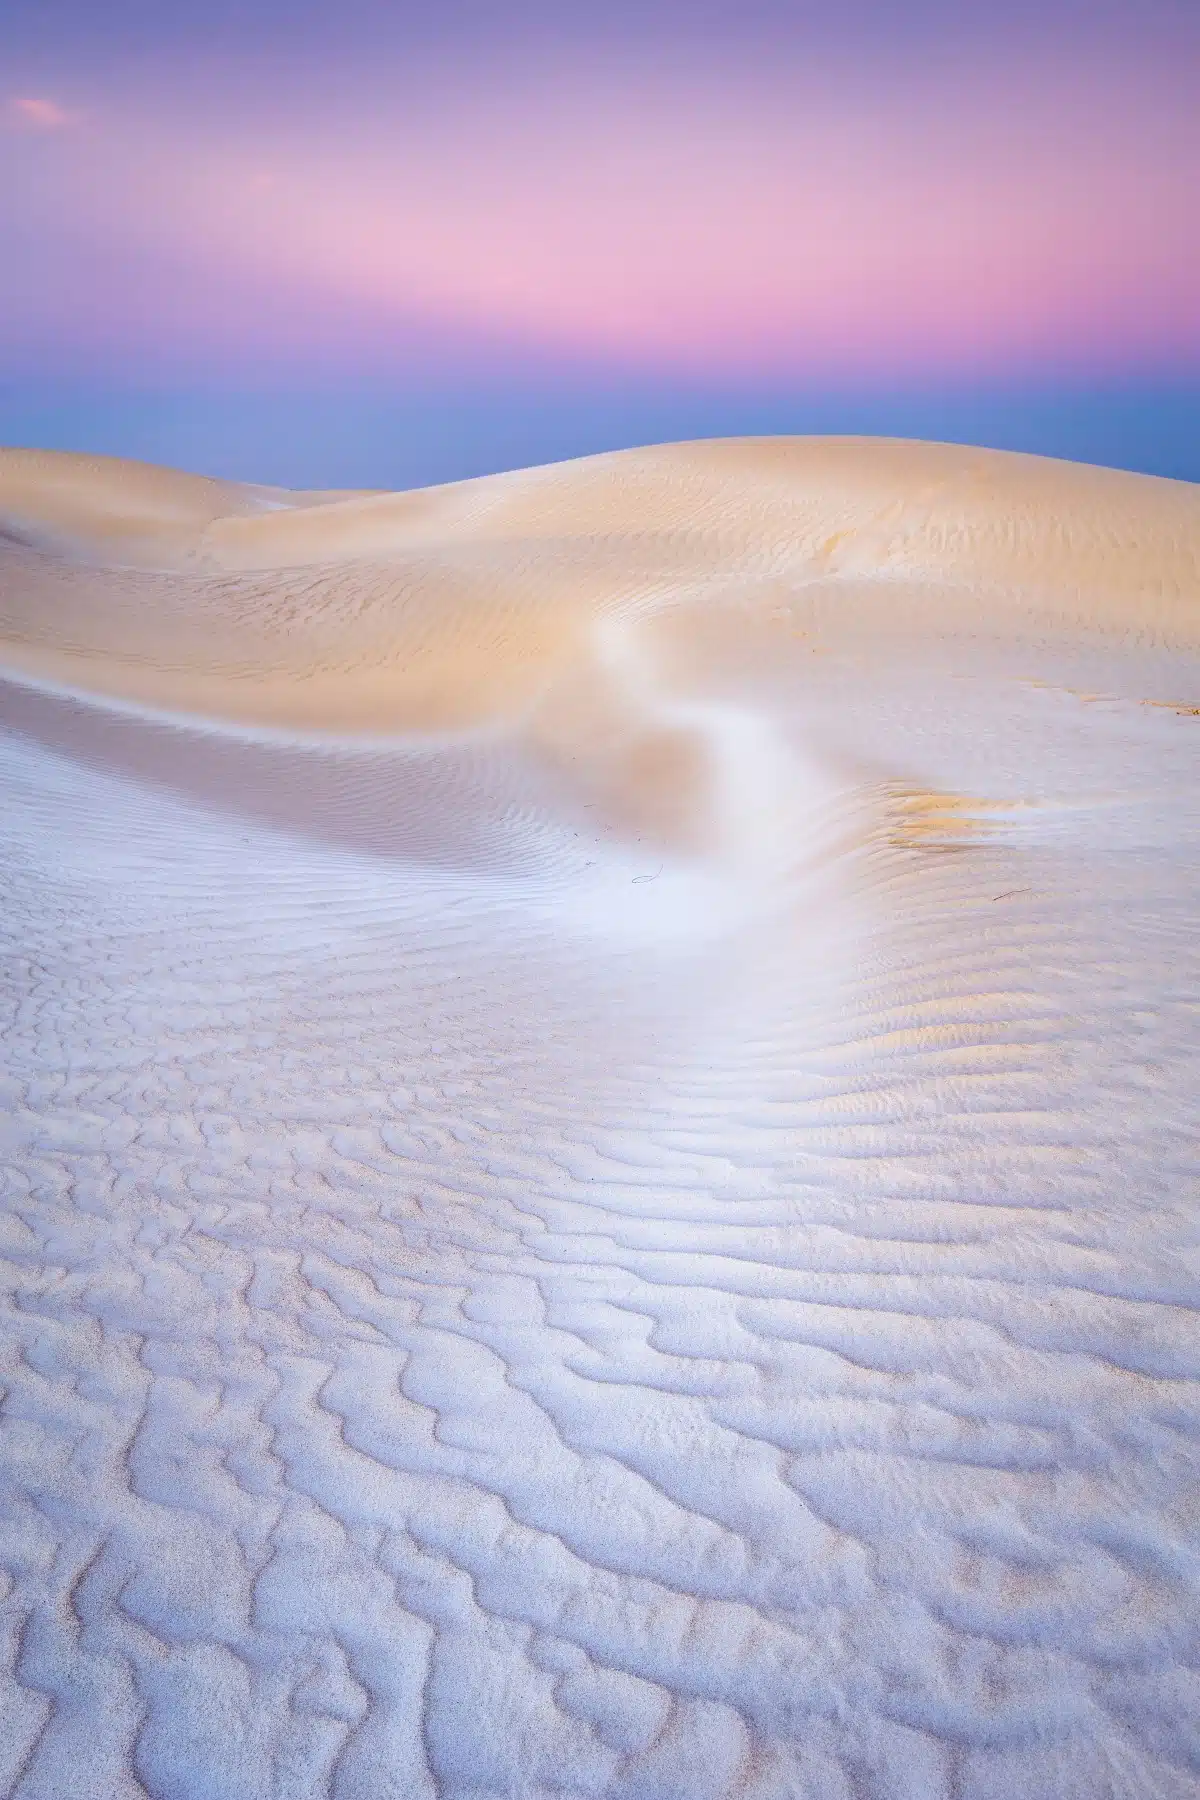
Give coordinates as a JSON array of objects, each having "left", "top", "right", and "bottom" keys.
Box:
[{"left": 1, "top": 439, "right": 1198, "bottom": 1799}]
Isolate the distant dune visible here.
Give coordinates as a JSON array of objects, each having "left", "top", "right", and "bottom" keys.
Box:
[{"left": 1, "top": 440, "right": 1198, "bottom": 1799}]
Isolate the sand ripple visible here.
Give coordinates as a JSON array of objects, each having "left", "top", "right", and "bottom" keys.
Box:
[{"left": 1, "top": 440, "right": 1198, "bottom": 1798}]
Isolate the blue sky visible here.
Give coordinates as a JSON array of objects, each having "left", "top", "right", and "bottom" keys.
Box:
[{"left": 3, "top": 0, "right": 1196, "bottom": 484}]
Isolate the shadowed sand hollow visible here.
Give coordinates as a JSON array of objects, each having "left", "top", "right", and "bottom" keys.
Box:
[{"left": 1, "top": 439, "right": 1198, "bottom": 1800}]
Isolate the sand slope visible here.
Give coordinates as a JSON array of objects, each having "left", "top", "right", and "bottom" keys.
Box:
[{"left": 1, "top": 440, "right": 1198, "bottom": 1799}]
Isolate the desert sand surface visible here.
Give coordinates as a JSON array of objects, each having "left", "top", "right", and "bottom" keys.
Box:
[{"left": 1, "top": 437, "right": 1198, "bottom": 1799}]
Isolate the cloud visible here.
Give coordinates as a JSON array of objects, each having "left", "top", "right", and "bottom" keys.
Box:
[
  {"left": 3, "top": 63, "right": 1196, "bottom": 382},
  {"left": 7, "top": 96, "right": 74, "bottom": 130}
]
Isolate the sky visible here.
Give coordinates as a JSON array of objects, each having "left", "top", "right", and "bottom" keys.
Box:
[{"left": 2, "top": 0, "right": 1198, "bottom": 485}]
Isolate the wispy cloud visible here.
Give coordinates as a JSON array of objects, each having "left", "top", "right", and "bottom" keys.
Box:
[
  {"left": 7, "top": 95, "right": 75, "bottom": 130},
  {"left": 2, "top": 60, "right": 1196, "bottom": 381}
]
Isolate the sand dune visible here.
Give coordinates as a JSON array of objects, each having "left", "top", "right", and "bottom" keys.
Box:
[{"left": 1, "top": 439, "right": 1198, "bottom": 1799}]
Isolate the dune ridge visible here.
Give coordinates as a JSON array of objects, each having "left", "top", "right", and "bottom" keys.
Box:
[{"left": 1, "top": 439, "right": 1198, "bottom": 1799}]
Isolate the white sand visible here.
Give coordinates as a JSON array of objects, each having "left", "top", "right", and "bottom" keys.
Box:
[{"left": 1, "top": 439, "right": 1198, "bottom": 1798}]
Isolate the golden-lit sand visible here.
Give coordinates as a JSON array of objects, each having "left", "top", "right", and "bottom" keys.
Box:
[
  {"left": 2, "top": 440, "right": 1197, "bottom": 729},
  {"left": 1, "top": 439, "right": 1198, "bottom": 1798}
]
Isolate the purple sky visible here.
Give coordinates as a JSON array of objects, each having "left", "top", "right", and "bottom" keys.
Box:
[{"left": 2, "top": 0, "right": 1197, "bottom": 482}]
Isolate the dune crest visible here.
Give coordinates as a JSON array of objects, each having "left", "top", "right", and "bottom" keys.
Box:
[{"left": 1, "top": 438, "right": 1198, "bottom": 1799}]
